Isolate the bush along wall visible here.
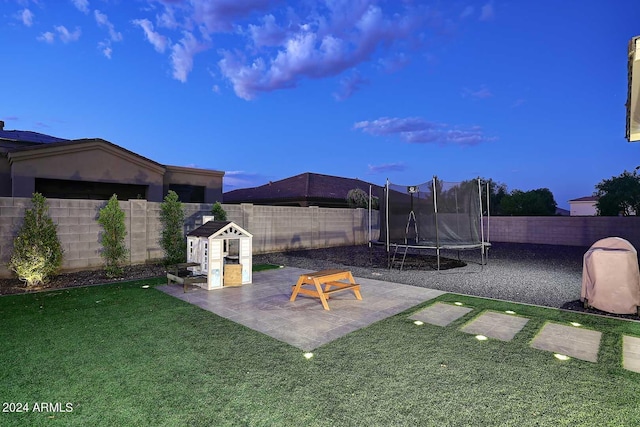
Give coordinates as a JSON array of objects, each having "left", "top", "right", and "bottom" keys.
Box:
[
  {"left": 9, "top": 193, "right": 63, "bottom": 286},
  {"left": 98, "top": 194, "right": 129, "bottom": 277}
]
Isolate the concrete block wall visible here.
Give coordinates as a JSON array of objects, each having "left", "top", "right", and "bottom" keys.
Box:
[
  {"left": 0, "top": 198, "right": 376, "bottom": 278},
  {"left": 0, "top": 198, "right": 107, "bottom": 276},
  {"left": 226, "top": 204, "right": 378, "bottom": 253},
  {"left": 0, "top": 198, "right": 32, "bottom": 276},
  {"left": 486, "top": 216, "right": 640, "bottom": 248},
  {"left": 129, "top": 200, "right": 148, "bottom": 265},
  {"left": 0, "top": 197, "right": 209, "bottom": 278},
  {"left": 235, "top": 205, "right": 316, "bottom": 252}
]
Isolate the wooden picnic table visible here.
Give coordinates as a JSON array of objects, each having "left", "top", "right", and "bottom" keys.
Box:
[{"left": 289, "top": 269, "right": 362, "bottom": 310}]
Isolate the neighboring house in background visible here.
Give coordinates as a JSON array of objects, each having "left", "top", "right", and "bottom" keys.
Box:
[
  {"left": 224, "top": 172, "right": 383, "bottom": 208},
  {"left": 569, "top": 196, "right": 599, "bottom": 216},
  {"left": 555, "top": 207, "right": 570, "bottom": 216},
  {"left": 0, "top": 121, "right": 224, "bottom": 203}
]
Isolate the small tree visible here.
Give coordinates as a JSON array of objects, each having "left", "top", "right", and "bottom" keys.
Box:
[
  {"left": 595, "top": 170, "right": 640, "bottom": 216},
  {"left": 459, "top": 178, "right": 507, "bottom": 215},
  {"left": 347, "top": 188, "right": 379, "bottom": 209},
  {"left": 98, "top": 194, "right": 128, "bottom": 277},
  {"left": 160, "top": 190, "right": 186, "bottom": 265},
  {"left": 211, "top": 201, "right": 227, "bottom": 221},
  {"left": 9, "top": 193, "right": 63, "bottom": 286},
  {"left": 499, "top": 188, "right": 557, "bottom": 216}
]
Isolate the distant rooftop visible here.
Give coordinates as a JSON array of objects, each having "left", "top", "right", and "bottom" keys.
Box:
[
  {"left": 0, "top": 126, "right": 69, "bottom": 144},
  {"left": 223, "top": 172, "right": 383, "bottom": 207},
  {"left": 569, "top": 196, "right": 599, "bottom": 202}
]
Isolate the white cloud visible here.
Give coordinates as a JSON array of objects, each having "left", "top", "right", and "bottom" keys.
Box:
[
  {"left": 133, "top": 18, "right": 168, "bottom": 53},
  {"left": 354, "top": 117, "right": 440, "bottom": 135},
  {"left": 20, "top": 9, "right": 34, "bottom": 27},
  {"left": 71, "top": 0, "right": 89, "bottom": 14},
  {"left": 460, "top": 6, "right": 474, "bottom": 19},
  {"left": 368, "top": 162, "right": 406, "bottom": 174},
  {"left": 95, "top": 10, "right": 123, "bottom": 42},
  {"left": 157, "top": 7, "right": 179, "bottom": 29},
  {"left": 191, "top": 0, "right": 275, "bottom": 33},
  {"left": 219, "top": 3, "right": 424, "bottom": 100},
  {"left": 462, "top": 85, "right": 493, "bottom": 99},
  {"left": 170, "top": 31, "right": 208, "bottom": 82},
  {"left": 248, "top": 14, "right": 287, "bottom": 47},
  {"left": 377, "top": 53, "right": 410, "bottom": 73},
  {"left": 55, "top": 26, "right": 82, "bottom": 43},
  {"left": 222, "top": 170, "right": 269, "bottom": 192},
  {"left": 37, "top": 31, "right": 55, "bottom": 43},
  {"left": 98, "top": 41, "right": 112, "bottom": 59},
  {"left": 479, "top": 2, "right": 494, "bottom": 21},
  {"left": 354, "top": 117, "right": 496, "bottom": 146},
  {"left": 333, "top": 70, "right": 368, "bottom": 101}
]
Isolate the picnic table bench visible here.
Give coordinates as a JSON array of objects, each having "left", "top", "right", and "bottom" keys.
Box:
[
  {"left": 290, "top": 269, "right": 362, "bottom": 310},
  {"left": 166, "top": 262, "right": 207, "bottom": 292}
]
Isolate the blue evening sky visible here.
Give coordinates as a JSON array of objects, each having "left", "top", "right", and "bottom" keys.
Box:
[{"left": 2, "top": 0, "right": 639, "bottom": 208}]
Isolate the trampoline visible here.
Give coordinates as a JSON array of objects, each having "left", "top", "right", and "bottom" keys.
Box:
[{"left": 370, "top": 177, "right": 491, "bottom": 270}]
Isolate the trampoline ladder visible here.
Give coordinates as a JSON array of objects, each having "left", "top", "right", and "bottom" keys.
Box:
[
  {"left": 389, "top": 244, "right": 409, "bottom": 271},
  {"left": 400, "top": 245, "right": 409, "bottom": 270},
  {"left": 389, "top": 245, "right": 399, "bottom": 269}
]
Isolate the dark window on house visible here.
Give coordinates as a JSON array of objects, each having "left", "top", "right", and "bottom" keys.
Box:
[
  {"left": 168, "top": 184, "right": 205, "bottom": 203},
  {"left": 35, "top": 178, "right": 148, "bottom": 200}
]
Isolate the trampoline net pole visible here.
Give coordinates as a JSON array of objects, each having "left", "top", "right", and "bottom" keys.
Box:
[
  {"left": 368, "top": 184, "right": 372, "bottom": 248},
  {"left": 478, "top": 178, "right": 485, "bottom": 266},
  {"left": 486, "top": 181, "right": 490, "bottom": 244},
  {"left": 432, "top": 176, "right": 440, "bottom": 270},
  {"left": 385, "top": 178, "right": 390, "bottom": 266}
]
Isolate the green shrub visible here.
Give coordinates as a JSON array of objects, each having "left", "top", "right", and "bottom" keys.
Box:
[
  {"left": 160, "top": 190, "right": 186, "bottom": 265},
  {"left": 211, "top": 201, "right": 227, "bottom": 221},
  {"left": 9, "top": 193, "right": 63, "bottom": 286},
  {"left": 98, "top": 194, "right": 128, "bottom": 277}
]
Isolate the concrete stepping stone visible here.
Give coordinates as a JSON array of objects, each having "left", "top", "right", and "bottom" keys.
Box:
[
  {"left": 623, "top": 335, "right": 640, "bottom": 373},
  {"left": 460, "top": 311, "right": 529, "bottom": 341},
  {"left": 530, "top": 322, "right": 601, "bottom": 363},
  {"left": 410, "top": 302, "right": 472, "bottom": 327}
]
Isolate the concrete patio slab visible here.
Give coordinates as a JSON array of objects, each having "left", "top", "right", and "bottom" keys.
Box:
[
  {"left": 461, "top": 311, "right": 529, "bottom": 341},
  {"left": 530, "top": 322, "right": 602, "bottom": 363},
  {"left": 157, "top": 266, "right": 445, "bottom": 351},
  {"left": 623, "top": 335, "right": 640, "bottom": 373},
  {"left": 409, "top": 302, "right": 473, "bottom": 327}
]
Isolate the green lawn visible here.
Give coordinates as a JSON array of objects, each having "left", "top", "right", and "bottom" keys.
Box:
[
  {"left": 251, "top": 263, "right": 282, "bottom": 272},
  {"left": 1, "top": 279, "right": 639, "bottom": 426}
]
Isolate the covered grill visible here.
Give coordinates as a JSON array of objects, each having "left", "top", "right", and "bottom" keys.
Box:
[{"left": 581, "top": 237, "right": 640, "bottom": 315}]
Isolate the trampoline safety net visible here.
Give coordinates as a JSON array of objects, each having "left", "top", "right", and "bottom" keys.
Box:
[{"left": 380, "top": 178, "right": 487, "bottom": 249}]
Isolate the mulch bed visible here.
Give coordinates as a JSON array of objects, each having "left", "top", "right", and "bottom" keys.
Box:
[
  {"left": 0, "top": 264, "right": 167, "bottom": 296},
  {"left": 282, "top": 245, "right": 467, "bottom": 270}
]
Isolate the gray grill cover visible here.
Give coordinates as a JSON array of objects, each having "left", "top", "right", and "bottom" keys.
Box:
[{"left": 581, "top": 237, "right": 640, "bottom": 314}]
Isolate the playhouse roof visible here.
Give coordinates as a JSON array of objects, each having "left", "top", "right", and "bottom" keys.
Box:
[{"left": 187, "top": 220, "right": 252, "bottom": 238}]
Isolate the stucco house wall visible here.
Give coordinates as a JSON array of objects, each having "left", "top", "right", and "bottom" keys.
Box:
[
  {"left": 163, "top": 165, "right": 224, "bottom": 203},
  {"left": 8, "top": 139, "right": 166, "bottom": 200},
  {"left": 0, "top": 135, "right": 224, "bottom": 203},
  {"left": 569, "top": 196, "right": 598, "bottom": 216}
]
